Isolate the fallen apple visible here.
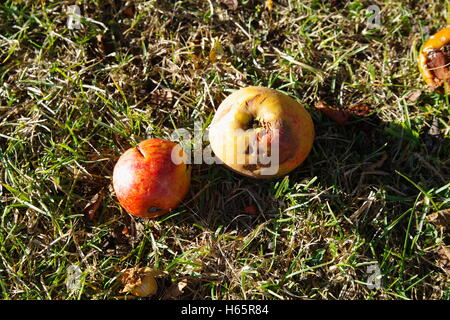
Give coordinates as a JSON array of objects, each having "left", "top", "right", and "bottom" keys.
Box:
[
  {"left": 119, "top": 267, "right": 165, "bottom": 297},
  {"left": 209, "top": 86, "right": 314, "bottom": 178},
  {"left": 113, "top": 138, "right": 191, "bottom": 218},
  {"left": 418, "top": 26, "right": 450, "bottom": 91}
]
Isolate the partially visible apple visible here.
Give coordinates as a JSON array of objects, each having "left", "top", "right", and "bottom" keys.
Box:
[
  {"left": 113, "top": 138, "right": 191, "bottom": 218},
  {"left": 209, "top": 86, "right": 314, "bottom": 178},
  {"left": 418, "top": 26, "right": 450, "bottom": 92}
]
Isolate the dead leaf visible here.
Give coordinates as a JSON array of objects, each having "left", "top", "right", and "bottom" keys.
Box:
[
  {"left": 84, "top": 188, "right": 105, "bottom": 221},
  {"left": 437, "top": 245, "right": 450, "bottom": 275},
  {"left": 162, "top": 278, "right": 188, "bottom": 299},
  {"left": 406, "top": 89, "right": 422, "bottom": 104},
  {"left": 244, "top": 205, "right": 258, "bottom": 215},
  {"left": 346, "top": 103, "right": 371, "bottom": 117},
  {"left": 426, "top": 209, "right": 450, "bottom": 230},
  {"left": 119, "top": 267, "right": 165, "bottom": 297},
  {"left": 122, "top": 6, "right": 134, "bottom": 17},
  {"left": 315, "top": 100, "right": 372, "bottom": 125},
  {"left": 315, "top": 100, "right": 350, "bottom": 125},
  {"left": 219, "top": 0, "right": 238, "bottom": 11},
  {"left": 150, "top": 89, "right": 174, "bottom": 107}
]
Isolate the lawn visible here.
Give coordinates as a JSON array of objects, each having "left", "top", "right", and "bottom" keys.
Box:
[{"left": 0, "top": 0, "right": 449, "bottom": 300}]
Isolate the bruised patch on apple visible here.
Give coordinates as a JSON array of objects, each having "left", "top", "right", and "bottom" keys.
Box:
[
  {"left": 254, "top": 119, "right": 297, "bottom": 166},
  {"left": 148, "top": 206, "right": 163, "bottom": 213},
  {"left": 428, "top": 50, "right": 448, "bottom": 80},
  {"left": 272, "top": 120, "right": 297, "bottom": 165},
  {"left": 241, "top": 95, "right": 298, "bottom": 169},
  {"left": 426, "top": 45, "right": 450, "bottom": 91},
  {"left": 418, "top": 27, "right": 450, "bottom": 92}
]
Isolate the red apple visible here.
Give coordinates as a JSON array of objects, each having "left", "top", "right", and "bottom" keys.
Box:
[{"left": 113, "top": 138, "right": 191, "bottom": 218}]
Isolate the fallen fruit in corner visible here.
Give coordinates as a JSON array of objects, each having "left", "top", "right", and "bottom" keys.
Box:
[
  {"left": 418, "top": 26, "right": 450, "bottom": 92},
  {"left": 119, "top": 267, "right": 165, "bottom": 297},
  {"left": 113, "top": 138, "right": 191, "bottom": 218},
  {"left": 209, "top": 86, "right": 314, "bottom": 178}
]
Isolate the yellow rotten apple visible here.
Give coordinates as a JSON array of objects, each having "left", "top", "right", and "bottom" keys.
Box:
[
  {"left": 209, "top": 86, "right": 314, "bottom": 178},
  {"left": 119, "top": 267, "right": 165, "bottom": 297}
]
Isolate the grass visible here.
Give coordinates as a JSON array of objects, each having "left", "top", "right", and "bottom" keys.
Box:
[{"left": 0, "top": 0, "right": 449, "bottom": 300}]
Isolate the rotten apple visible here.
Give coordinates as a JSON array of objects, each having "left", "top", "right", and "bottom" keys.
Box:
[
  {"left": 113, "top": 138, "right": 191, "bottom": 218},
  {"left": 418, "top": 26, "right": 450, "bottom": 91},
  {"left": 209, "top": 86, "right": 314, "bottom": 178}
]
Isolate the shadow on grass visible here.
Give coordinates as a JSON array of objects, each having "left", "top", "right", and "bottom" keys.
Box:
[{"left": 165, "top": 111, "right": 447, "bottom": 231}]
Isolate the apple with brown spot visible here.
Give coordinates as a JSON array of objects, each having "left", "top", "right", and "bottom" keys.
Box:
[
  {"left": 113, "top": 138, "right": 191, "bottom": 218},
  {"left": 209, "top": 86, "right": 314, "bottom": 178}
]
